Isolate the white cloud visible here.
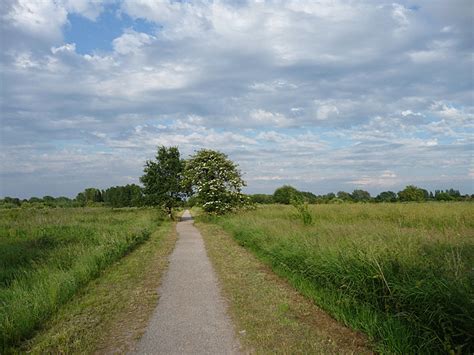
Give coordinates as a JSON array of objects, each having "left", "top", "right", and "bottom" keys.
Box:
[
  {"left": 350, "top": 170, "right": 399, "bottom": 188},
  {"left": 315, "top": 103, "right": 339, "bottom": 120},
  {"left": 391, "top": 3, "right": 410, "bottom": 27},
  {"left": 249, "top": 109, "right": 292, "bottom": 127},
  {"left": 401, "top": 110, "right": 424, "bottom": 117},
  {"left": 5, "top": 0, "right": 68, "bottom": 40},
  {"left": 51, "top": 43, "right": 76, "bottom": 54},
  {"left": 13, "top": 51, "right": 40, "bottom": 69},
  {"left": 112, "top": 30, "right": 155, "bottom": 55},
  {"left": 62, "top": 0, "right": 105, "bottom": 20},
  {"left": 430, "top": 102, "right": 474, "bottom": 123}
]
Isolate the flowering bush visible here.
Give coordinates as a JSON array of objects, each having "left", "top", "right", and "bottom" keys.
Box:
[{"left": 184, "top": 149, "right": 249, "bottom": 214}]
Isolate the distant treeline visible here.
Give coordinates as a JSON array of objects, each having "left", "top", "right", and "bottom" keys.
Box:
[
  {"left": 0, "top": 184, "right": 147, "bottom": 209},
  {"left": 251, "top": 185, "right": 473, "bottom": 204},
  {"left": 0, "top": 184, "right": 472, "bottom": 209}
]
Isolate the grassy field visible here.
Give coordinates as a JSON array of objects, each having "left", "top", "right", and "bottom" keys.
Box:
[
  {"left": 198, "top": 203, "right": 474, "bottom": 353},
  {"left": 0, "top": 207, "right": 166, "bottom": 352}
]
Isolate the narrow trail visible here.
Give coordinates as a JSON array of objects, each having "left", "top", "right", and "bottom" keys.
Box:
[{"left": 132, "top": 210, "right": 241, "bottom": 354}]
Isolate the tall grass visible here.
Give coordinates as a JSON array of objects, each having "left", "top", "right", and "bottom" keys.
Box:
[
  {"left": 0, "top": 207, "right": 165, "bottom": 351},
  {"left": 200, "top": 203, "right": 474, "bottom": 353}
]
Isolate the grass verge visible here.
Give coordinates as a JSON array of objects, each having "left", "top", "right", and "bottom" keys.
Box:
[
  {"left": 196, "top": 221, "right": 371, "bottom": 354},
  {"left": 198, "top": 203, "right": 474, "bottom": 353},
  {"left": 19, "top": 220, "right": 176, "bottom": 354},
  {"left": 0, "top": 207, "right": 171, "bottom": 352}
]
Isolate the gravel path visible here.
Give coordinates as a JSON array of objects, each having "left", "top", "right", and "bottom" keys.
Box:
[{"left": 132, "top": 210, "right": 241, "bottom": 354}]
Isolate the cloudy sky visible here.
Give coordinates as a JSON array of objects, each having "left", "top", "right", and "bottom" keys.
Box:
[{"left": 0, "top": 0, "right": 473, "bottom": 198}]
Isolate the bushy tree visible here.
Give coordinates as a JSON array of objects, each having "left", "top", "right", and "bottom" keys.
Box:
[
  {"left": 140, "top": 146, "right": 185, "bottom": 217},
  {"left": 337, "top": 191, "right": 353, "bottom": 201},
  {"left": 398, "top": 185, "right": 426, "bottom": 202},
  {"left": 376, "top": 191, "right": 397, "bottom": 202},
  {"left": 184, "top": 149, "right": 247, "bottom": 214},
  {"left": 273, "top": 185, "right": 301, "bottom": 204},
  {"left": 352, "top": 189, "right": 371, "bottom": 202}
]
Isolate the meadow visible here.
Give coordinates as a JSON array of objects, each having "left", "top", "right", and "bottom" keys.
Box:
[
  {"left": 0, "top": 207, "right": 165, "bottom": 351},
  {"left": 200, "top": 202, "right": 474, "bottom": 353}
]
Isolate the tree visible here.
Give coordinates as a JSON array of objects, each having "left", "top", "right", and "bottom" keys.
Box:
[
  {"left": 352, "top": 189, "right": 371, "bottom": 202},
  {"left": 273, "top": 185, "right": 301, "bottom": 204},
  {"left": 103, "top": 184, "right": 144, "bottom": 207},
  {"left": 75, "top": 192, "right": 86, "bottom": 206},
  {"left": 376, "top": 191, "right": 397, "bottom": 202},
  {"left": 398, "top": 185, "right": 425, "bottom": 202},
  {"left": 140, "top": 146, "right": 185, "bottom": 218},
  {"left": 300, "top": 191, "right": 318, "bottom": 204},
  {"left": 434, "top": 189, "right": 461, "bottom": 201},
  {"left": 337, "top": 191, "right": 353, "bottom": 201},
  {"left": 184, "top": 149, "right": 247, "bottom": 214}
]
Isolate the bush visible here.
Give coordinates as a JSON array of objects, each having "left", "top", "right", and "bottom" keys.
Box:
[{"left": 290, "top": 196, "right": 313, "bottom": 225}]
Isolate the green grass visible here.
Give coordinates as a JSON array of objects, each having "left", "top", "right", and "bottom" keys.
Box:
[
  {"left": 0, "top": 207, "right": 166, "bottom": 351},
  {"left": 198, "top": 203, "right": 474, "bottom": 354},
  {"left": 196, "top": 221, "right": 370, "bottom": 354},
  {"left": 23, "top": 221, "right": 176, "bottom": 354}
]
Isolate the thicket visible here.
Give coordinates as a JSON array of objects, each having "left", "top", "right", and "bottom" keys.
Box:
[
  {"left": 203, "top": 203, "right": 474, "bottom": 353},
  {"left": 0, "top": 207, "right": 165, "bottom": 351}
]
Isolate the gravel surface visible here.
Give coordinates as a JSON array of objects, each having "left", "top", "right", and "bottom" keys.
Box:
[{"left": 132, "top": 210, "right": 241, "bottom": 354}]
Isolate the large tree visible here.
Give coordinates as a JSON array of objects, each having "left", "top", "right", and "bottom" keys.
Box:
[
  {"left": 140, "top": 146, "right": 185, "bottom": 218},
  {"left": 184, "top": 149, "right": 247, "bottom": 214}
]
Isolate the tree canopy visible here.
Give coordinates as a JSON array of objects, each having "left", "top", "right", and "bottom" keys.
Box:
[
  {"left": 398, "top": 185, "right": 426, "bottom": 202},
  {"left": 184, "top": 149, "right": 247, "bottom": 214},
  {"left": 140, "top": 146, "right": 185, "bottom": 217},
  {"left": 273, "top": 185, "right": 301, "bottom": 204}
]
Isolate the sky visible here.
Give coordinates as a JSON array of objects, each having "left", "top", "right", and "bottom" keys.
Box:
[{"left": 0, "top": 0, "right": 473, "bottom": 199}]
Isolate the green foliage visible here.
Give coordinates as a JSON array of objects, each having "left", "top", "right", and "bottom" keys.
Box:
[
  {"left": 376, "top": 191, "right": 398, "bottom": 202},
  {"left": 184, "top": 149, "right": 247, "bottom": 214},
  {"left": 0, "top": 207, "right": 165, "bottom": 351},
  {"left": 75, "top": 188, "right": 103, "bottom": 206},
  {"left": 337, "top": 191, "right": 353, "bottom": 201},
  {"left": 250, "top": 194, "right": 274, "bottom": 204},
  {"left": 1, "top": 197, "right": 21, "bottom": 207},
  {"left": 140, "top": 146, "right": 185, "bottom": 216},
  {"left": 207, "top": 203, "right": 474, "bottom": 353},
  {"left": 273, "top": 185, "right": 301, "bottom": 204},
  {"left": 290, "top": 196, "right": 313, "bottom": 225},
  {"left": 351, "top": 189, "right": 371, "bottom": 202},
  {"left": 102, "top": 184, "right": 144, "bottom": 207},
  {"left": 435, "top": 189, "right": 461, "bottom": 201},
  {"left": 300, "top": 191, "right": 318, "bottom": 203},
  {"left": 398, "top": 185, "right": 426, "bottom": 202}
]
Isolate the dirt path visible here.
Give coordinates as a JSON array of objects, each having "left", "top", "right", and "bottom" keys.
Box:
[{"left": 132, "top": 210, "right": 241, "bottom": 354}]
